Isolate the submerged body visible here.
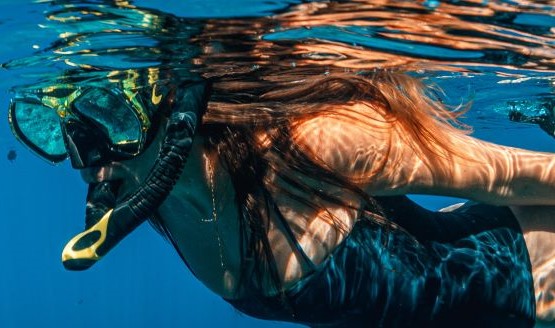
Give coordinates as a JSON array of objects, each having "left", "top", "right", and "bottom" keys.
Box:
[
  {"left": 229, "top": 198, "right": 534, "bottom": 327},
  {"left": 79, "top": 73, "right": 555, "bottom": 326}
]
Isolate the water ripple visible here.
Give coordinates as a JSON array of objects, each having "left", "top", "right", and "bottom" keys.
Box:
[{"left": 1, "top": 0, "right": 553, "bottom": 104}]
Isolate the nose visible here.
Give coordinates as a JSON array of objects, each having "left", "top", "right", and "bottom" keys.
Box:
[{"left": 63, "top": 119, "right": 112, "bottom": 169}]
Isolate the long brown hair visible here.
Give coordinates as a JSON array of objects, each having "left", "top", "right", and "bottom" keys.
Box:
[
  {"left": 158, "top": 1, "right": 473, "bottom": 297},
  {"left": 195, "top": 69, "right": 470, "bottom": 296}
]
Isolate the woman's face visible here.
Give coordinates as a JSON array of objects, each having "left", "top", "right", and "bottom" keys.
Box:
[
  {"left": 77, "top": 115, "right": 213, "bottom": 228},
  {"left": 73, "top": 96, "right": 230, "bottom": 286},
  {"left": 78, "top": 118, "right": 167, "bottom": 204}
]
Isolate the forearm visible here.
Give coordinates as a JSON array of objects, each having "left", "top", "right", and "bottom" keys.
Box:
[
  {"left": 410, "top": 135, "right": 555, "bottom": 207},
  {"left": 487, "top": 147, "right": 555, "bottom": 206},
  {"left": 291, "top": 103, "right": 555, "bottom": 207}
]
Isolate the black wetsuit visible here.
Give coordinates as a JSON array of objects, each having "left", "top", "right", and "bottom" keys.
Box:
[{"left": 226, "top": 196, "right": 535, "bottom": 327}]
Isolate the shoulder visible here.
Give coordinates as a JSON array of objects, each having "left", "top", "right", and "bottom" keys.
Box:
[
  {"left": 290, "top": 101, "right": 395, "bottom": 183},
  {"left": 287, "top": 100, "right": 442, "bottom": 196}
]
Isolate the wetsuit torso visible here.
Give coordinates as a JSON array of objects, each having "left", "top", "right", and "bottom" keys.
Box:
[{"left": 225, "top": 196, "right": 535, "bottom": 327}]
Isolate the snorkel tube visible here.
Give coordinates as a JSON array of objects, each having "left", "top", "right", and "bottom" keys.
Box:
[{"left": 62, "top": 82, "right": 209, "bottom": 270}]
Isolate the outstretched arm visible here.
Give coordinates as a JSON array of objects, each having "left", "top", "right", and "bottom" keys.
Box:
[{"left": 291, "top": 101, "right": 555, "bottom": 207}]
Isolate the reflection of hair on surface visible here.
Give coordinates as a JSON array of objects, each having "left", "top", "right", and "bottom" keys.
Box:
[{"left": 196, "top": 0, "right": 554, "bottom": 86}]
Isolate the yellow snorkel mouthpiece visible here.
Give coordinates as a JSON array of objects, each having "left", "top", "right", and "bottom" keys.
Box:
[{"left": 62, "top": 209, "right": 114, "bottom": 270}]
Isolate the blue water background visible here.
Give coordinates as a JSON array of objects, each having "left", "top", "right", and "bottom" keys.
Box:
[{"left": 0, "top": 1, "right": 554, "bottom": 327}]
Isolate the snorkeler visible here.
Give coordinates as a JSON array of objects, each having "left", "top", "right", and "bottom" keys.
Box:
[
  {"left": 509, "top": 98, "right": 555, "bottom": 138},
  {"left": 10, "top": 68, "right": 555, "bottom": 327},
  {"left": 8, "top": 78, "right": 209, "bottom": 270}
]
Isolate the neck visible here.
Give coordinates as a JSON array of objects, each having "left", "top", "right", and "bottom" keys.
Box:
[{"left": 155, "top": 136, "right": 244, "bottom": 298}]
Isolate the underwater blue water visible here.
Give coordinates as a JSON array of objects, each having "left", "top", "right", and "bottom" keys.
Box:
[{"left": 0, "top": 0, "right": 554, "bottom": 327}]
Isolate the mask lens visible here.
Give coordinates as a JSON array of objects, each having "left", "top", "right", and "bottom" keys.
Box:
[
  {"left": 11, "top": 101, "right": 66, "bottom": 159},
  {"left": 73, "top": 89, "right": 142, "bottom": 148}
]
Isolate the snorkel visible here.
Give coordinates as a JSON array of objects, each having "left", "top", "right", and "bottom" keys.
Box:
[{"left": 61, "top": 82, "right": 209, "bottom": 270}]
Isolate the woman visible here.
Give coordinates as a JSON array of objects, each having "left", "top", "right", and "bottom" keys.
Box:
[
  {"left": 166, "top": 72, "right": 549, "bottom": 327},
  {"left": 12, "top": 68, "right": 555, "bottom": 327},
  {"left": 10, "top": 2, "right": 555, "bottom": 327}
]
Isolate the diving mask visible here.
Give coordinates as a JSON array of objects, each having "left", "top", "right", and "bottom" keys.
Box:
[{"left": 8, "top": 84, "right": 160, "bottom": 167}]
